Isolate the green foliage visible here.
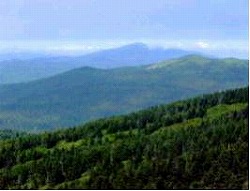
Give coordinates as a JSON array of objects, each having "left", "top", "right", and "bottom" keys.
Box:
[
  {"left": 0, "top": 87, "right": 248, "bottom": 189},
  {"left": 0, "top": 129, "right": 27, "bottom": 140},
  {"left": 206, "top": 103, "right": 247, "bottom": 119}
]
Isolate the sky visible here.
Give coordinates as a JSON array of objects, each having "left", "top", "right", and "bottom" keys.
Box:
[{"left": 0, "top": 0, "right": 248, "bottom": 58}]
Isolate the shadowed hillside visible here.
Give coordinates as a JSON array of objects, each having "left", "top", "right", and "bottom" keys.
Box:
[{"left": 0, "top": 55, "right": 248, "bottom": 131}]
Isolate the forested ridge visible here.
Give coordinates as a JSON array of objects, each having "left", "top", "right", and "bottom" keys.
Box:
[
  {"left": 0, "top": 55, "right": 248, "bottom": 131},
  {"left": 0, "top": 87, "right": 248, "bottom": 189}
]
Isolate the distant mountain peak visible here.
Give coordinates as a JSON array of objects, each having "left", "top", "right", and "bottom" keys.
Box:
[
  {"left": 0, "top": 44, "right": 203, "bottom": 84},
  {"left": 122, "top": 42, "right": 148, "bottom": 48},
  {"left": 112, "top": 43, "right": 149, "bottom": 52}
]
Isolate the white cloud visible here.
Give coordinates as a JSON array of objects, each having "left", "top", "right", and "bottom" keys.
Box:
[
  {"left": 195, "top": 41, "right": 209, "bottom": 49},
  {"left": 0, "top": 39, "right": 248, "bottom": 58}
]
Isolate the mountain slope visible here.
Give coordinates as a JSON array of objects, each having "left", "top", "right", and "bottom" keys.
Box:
[
  {"left": 0, "top": 43, "right": 196, "bottom": 84},
  {"left": 0, "top": 55, "right": 248, "bottom": 131},
  {"left": 0, "top": 87, "right": 248, "bottom": 189}
]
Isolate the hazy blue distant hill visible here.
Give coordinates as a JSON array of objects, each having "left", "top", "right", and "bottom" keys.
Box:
[
  {"left": 0, "top": 52, "right": 51, "bottom": 61},
  {"left": 71, "top": 43, "right": 198, "bottom": 68},
  {"left": 0, "top": 43, "right": 197, "bottom": 84},
  {"left": 0, "top": 55, "right": 247, "bottom": 131}
]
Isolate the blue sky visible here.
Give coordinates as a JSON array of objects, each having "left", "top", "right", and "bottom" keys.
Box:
[{"left": 0, "top": 0, "right": 248, "bottom": 57}]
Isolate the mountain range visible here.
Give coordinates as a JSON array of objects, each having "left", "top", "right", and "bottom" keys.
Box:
[
  {"left": 0, "top": 55, "right": 248, "bottom": 131},
  {"left": 0, "top": 43, "right": 197, "bottom": 84}
]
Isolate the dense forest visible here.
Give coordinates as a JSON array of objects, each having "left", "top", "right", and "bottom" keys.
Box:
[{"left": 0, "top": 87, "right": 248, "bottom": 189}]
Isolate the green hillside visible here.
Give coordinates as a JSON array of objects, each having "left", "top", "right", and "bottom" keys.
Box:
[
  {"left": 0, "top": 87, "right": 248, "bottom": 189},
  {"left": 0, "top": 55, "right": 248, "bottom": 131}
]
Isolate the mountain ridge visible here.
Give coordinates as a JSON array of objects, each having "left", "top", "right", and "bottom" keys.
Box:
[
  {"left": 0, "top": 55, "right": 247, "bottom": 131},
  {"left": 0, "top": 43, "right": 199, "bottom": 84},
  {"left": 146, "top": 55, "right": 248, "bottom": 69}
]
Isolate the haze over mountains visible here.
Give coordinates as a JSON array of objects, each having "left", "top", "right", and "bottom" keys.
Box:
[
  {"left": 0, "top": 43, "right": 199, "bottom": 84},
  {"left": 0, "top": 54, "right": 247, "bottom": 131},
  {"left": 0, "top": 52, "right": 51, "bottom": 62}
]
